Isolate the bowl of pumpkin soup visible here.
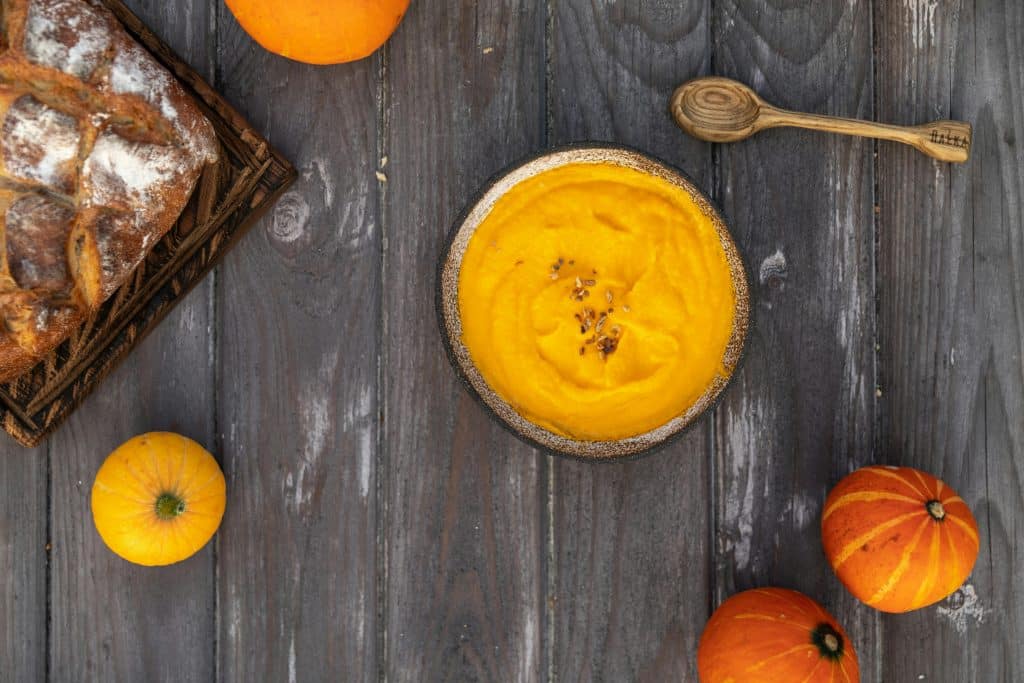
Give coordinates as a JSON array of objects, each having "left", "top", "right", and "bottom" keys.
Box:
[{"left": 438, "top": 145, "right": 749, "bottom": 459}]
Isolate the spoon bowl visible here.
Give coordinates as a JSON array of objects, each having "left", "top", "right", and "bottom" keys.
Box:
[{"left": 671, "top": 77, "right": 764, "bottom": 142}]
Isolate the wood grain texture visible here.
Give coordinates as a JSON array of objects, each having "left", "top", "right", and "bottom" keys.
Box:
[
  {"left": 710, "top": 0, "right": 880, "bottom": 675},
  {"left": 877, "top": 1, "right": 1024, "bottom": 680},
  {"left": 47, "top": 1, "right": 218, "bottom": 680},
  {"left": 0, "top": 442, "right": 45, "bottom": 680},
  {"left": 382, "top": 2, "right": 545, "bottom": 680},
  {"left": 7, "top": 3, "right": 1024, "bottom": 681},
  {"left": 548, "top": 2, "right": 713, "bottom": 681},
  {"left": 214, "top": 6, "right": 380, "bottom": 682}
]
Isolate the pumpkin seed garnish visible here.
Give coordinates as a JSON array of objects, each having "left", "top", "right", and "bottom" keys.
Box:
[
  {"left": 596, "top": 334, "right": 619, "bottom": 359},
  {"left": 556, "top": 262, "right": 624, "bottom": 360}
]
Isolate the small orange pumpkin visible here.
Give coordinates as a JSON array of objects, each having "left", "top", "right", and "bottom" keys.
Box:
[
  {"left": 224, "top": 0, "right": 411, "bottom": 65},
  {"left": 697, "top": 587, "right": 859, "bottom": 682},
  {"left": 821, "top": 465, "right": 979, "bottom": 613},
  {"left": 91, "top": 432, "right": 226, "bottom": 566}
]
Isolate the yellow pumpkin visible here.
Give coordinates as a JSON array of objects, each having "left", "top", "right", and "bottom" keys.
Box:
[{"left": 91, "top": 432, "right": 226, "bottom": 566}]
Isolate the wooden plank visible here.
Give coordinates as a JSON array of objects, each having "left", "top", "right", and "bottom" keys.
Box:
[
  {"left": 547, "top": 3, "right": 713, "bottom": 681},
  {"left": 47, "top": 1, "right": 217, "bottom": 680},
  {"left": 382, "top": 2, "right": 545, "bottom": 680},
  {"left": 876, "top": 1, "right": 1024, "bottom": 679},
  {"left": 711, "top": 0, "right": 880, "bottom": 675},
  {"left": 49, "top": 312, "right": 217, "bottom": 681},
  {"left": 214, "top": 7, "right": 380, "bottom": 683},
  {"left": 0, "top": 442, "right": 45, "bottom": 680}
]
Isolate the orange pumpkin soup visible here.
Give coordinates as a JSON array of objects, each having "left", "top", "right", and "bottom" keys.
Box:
[{"left": 457, "top": 161, "right": 740, "bottom": 441}]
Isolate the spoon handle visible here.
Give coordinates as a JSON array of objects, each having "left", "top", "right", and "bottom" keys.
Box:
[{"left": 757, "top": 106, "right": 971, "bottom": 163}]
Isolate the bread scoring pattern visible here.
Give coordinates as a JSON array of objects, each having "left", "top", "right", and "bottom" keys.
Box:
[{"left": 0, "top": 0, "right": 217, "bottom": 380}]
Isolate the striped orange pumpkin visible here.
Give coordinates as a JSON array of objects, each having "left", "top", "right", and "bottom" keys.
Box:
[
  {"left": 821, "top": 465, "right": 979, "bottom": 613},
  {"left": 697, "top": 587, "right": 859, "bottom": 682}
]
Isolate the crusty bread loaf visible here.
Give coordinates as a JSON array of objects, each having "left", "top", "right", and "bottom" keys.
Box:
[{"left": 0, "top": 0, "right": 218, "bottom": 381}]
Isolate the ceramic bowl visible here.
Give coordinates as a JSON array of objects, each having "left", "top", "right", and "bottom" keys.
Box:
[{"left": 437, "top": 144, "right": 750, "bottom": 460}]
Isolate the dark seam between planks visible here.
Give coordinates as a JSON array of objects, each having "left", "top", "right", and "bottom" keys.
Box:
[
  {"left": 970, "top": 7, "right": 994, "bottom": 609},
  {"left": 706, "top": 0, "right": 720, "bottom": 618},
  {"left": 209, "top": 227, "right": 221, "bottom": 679},
  {"left": 544, "top": 0, "right": 556, "bottom": 143},
  {"left": 210, "top": 270, "right": 221, "bottom": 683},
  {"left": 969, "top": 5, "right": 976, "bottom": 307},
  {"left": 868, "top": 0, "right": 884, "bottom": 678},
  {"left": 544, "top": 455, "right": 555, "bottom": 683},
  {"left": 705, "top": 412, "right": 717, "bottom": 613},
  {"left": 870, "top": 0, "right": 883, "bottom": 457},
  {"left": 542, "top": 1, "right": 556, "bottom": 681},
  {"left": 982, "top": 373, "right": 995, "bottom": 606},
  {"left": 44, "top": 434, "right": 51, "bottom": 683},
  {"left": 208, "top": 4, "right": 221, "bottom": 682},
  {"left": 375, "top": 36, "right": 390, "bottom": 683}
]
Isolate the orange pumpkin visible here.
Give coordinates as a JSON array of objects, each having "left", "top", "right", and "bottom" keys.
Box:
[
  {"left": 821, "top": 465, "right": 979, "bottom": 613},
  {"left": 224, "top": 0, "right": 411, "bottom": 65},
  {"left": 91, "top": 432, "right": 226, "bottom": 566},
  {"left": 697, "top": 587, "right": 859, "bottom": 682}
]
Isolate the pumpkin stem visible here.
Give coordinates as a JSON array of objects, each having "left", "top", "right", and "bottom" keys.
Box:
[
  {"left": 926, "top": 500, "right": 946, "bottom": 521},
  {"left": 155, "top": 493, "right": 186, "bottom": 520},
  {"left": 811, "top": 623, "right": 844, "bottom": 661}
]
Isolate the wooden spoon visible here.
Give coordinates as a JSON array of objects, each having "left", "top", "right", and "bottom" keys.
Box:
[{"left": 671, "top": 77, "right": 971, "bottom": 163}]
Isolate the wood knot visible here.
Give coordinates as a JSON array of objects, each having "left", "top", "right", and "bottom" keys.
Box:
[
  {"left": 758, "top": 248, "right": 787, "bottom": 289},
  {"left": 268, "top": 190, "right": 311, "bottom": 252}
]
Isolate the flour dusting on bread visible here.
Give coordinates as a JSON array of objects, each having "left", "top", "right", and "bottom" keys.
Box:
[
  {"left": 84, "top": 132, "right": 182, "bottom": 206},
  {"left": 2, "top": 95, "right": 81, "bottom": 192},
  {"left": 23, "top": 0, "right": 112, "bottom": 79},
  {"left": 0, "top": 0, "right": 219, "bottom": 380},
  {"left": 106, "top": 40, "right": 218, "bottom": 161}
]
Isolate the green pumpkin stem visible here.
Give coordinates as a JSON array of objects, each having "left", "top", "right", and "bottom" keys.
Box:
[
  {"left": 811, "top": 623, "right": 844, "bottom": 661},
  {"left": 155, "top": 492, "right": 186, "bottom": 520}
]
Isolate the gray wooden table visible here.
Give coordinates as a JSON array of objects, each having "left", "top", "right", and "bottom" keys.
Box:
[{"left": 1, "top": 0, "right": 1020, "bottom": 681}]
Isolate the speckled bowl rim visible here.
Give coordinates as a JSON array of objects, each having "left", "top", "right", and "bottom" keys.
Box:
[{"left": 436, "top": 143, "right": 752, "bottom": 461}]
